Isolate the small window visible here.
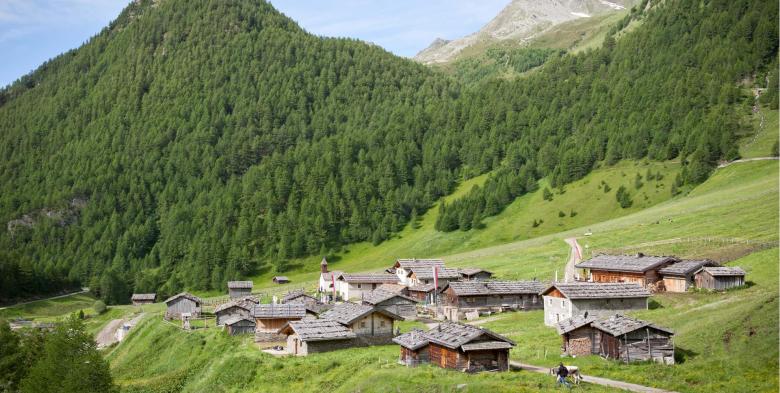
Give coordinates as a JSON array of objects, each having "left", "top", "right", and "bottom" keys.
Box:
[
  {"left": 357, "top": 284, "right": 362, "bottom": 289},
  {"left": 380, "top": 320, "right": 386, "bottom": 327},
  {"left": 561, "top": 300, "right": 565, "bottom": 307},
  {"left": 360, "top": 321, "right": 366, "bottom": 328},
  {"left": 548, "top": 298, "right": 552, "bottom": 305}
]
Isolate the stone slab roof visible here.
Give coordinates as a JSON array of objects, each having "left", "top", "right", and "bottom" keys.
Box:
[
  {"left": 227, "top": 281, "right": 253, "bottom": 289},
  {"left": 222, "top": 316, "right": 256, "bottom": 326},
  {"left": 424, "top": 322, "right": 514, "bottom": 350},
  {"left": 659, "top": 260, "right": 718, "bottom": 276},
  {"left": 394, "top": 259, "right": 445, "bottom": 270},
  {"left": 543, "top": 282, "right": 651, "bottom": 300},
  {"left": 320, "top": 271, "right": 344, "bottom": 281},
  {"left": 376, "top": 283, "right": 406, "bottom": 293},
  {"left": 321, "top": 302, "right": 402, "bottom": 325},
  {"left": 461, "top": 341, "right": 514, "bottom": 351},
  {"left": 458, "top": 268, "right": 493, "bottom": 277},
  {"left": 555, "top": 315, "right": 598, "bottom": 335},
  {"left": 407, "top": 283, "right": 435, "bottom": 292},
  {"left": 272, "top": 276, "right": 290, "bottom": 282},
  {"left": 283, "top": 319, "right": 357, "bottom": 342},
  {"left": 575, "top": 254, "right": 677, "bottom": 273},
  {"left": 163, "top": 292, "right": 202, "bottom": 305},
  {"left": 361, "top": 289, "right": 417, "bottom": 305},
  {"left": 131, "top": 293, "right": 156, "bottom": 301},
  {"left": 412, "top": 267, "right": 462, "bottom": 280},
  {"left": 591, "top": 314, "right": 674, "bottom": 337},
  {"left": 215, "top": 298, "right": 257, "bottom": 314},
  {"left": 701, "top": 266, "right": 746, "bottom": 276},
  {"left": 338, "top": 273, "right": 399, "bottom": 284},
  {"left": 251, "top": 303, "right": 306, "bottom": 319},
  {"left": 392, "top": 329, "right": 429, "bottom": 350},
  {"left": 282, "top": 290, "right": 318, "bottom": 303},
  {"left": 443, "top": 280, "right": 547, "bottom": 296}
]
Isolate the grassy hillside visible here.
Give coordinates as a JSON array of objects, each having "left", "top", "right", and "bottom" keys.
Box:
[{"left": 740, "top": 107, "right": 779, "bottom": 159}]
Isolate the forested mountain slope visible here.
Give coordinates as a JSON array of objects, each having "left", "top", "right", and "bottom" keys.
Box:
[{"left": 0, "top": 0, "right": 776, "bottom": 303}]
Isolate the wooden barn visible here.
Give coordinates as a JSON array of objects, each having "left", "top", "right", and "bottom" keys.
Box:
[
  {"left": 392, "top": 259, "right": 445, "bottom": 286},
  {"left": 406, "top": 283, "right": 435, "bottom": 303},
  {"left": 458, "top": 268, "right": 493, "bottom": 281},
  {"left": 658, "top": 260, "right": 719, "bottom": 292},
  {"left": 408, "top": 267, "right": 462, "bottom": 289},
  {"left": 272, "top": 276, "right": 290, "bottom": 284},
  {"left": 361, "top": 289, "right": 419, "bottom": 319},
  {"left": 591, "top": 315, "right": 675, "bottom": 364},
  {"left": 131, "top": 293, "right": 156, "bottom": 306},
  {"left": 227, "top": 281, "right": 253, "bottom": 298},
  {"left": 223, "top": 316, "right": 256, "bottom": 336},
  {"left": 695, "top": 267, "right": 746, "bottom": 291},
  {"left": 336, "top": 273, "right": 399, "bottom": 301},
  {"left": 411, "top": 322, "right": 515, "bottom": 372},
  {"left": 164, "top": 293, "right": 202, "bottom": 320},
  {"left": 393, "top": 329, "right": 430, "bottom": 367},
  {"left": 280, "top": 319, "right": 357, "bottom": 356},
  {"left": 541, "top": 282, "right": 651, "bottom": 326},
  {"left": 282, "top": 289, "right": 319, "bottom": 305},
  {"left": 575, "top": 254, "right": 678, "bottom": 290},
  {"left": 320, "top": 302, "right": 402, "bottom": 344},
  {"left": 252, "top": 303, "right": 312, "bottom": 342},
  {"left": 438, "top": 280, "right": 546, "bottom": 321},
  {"left": 215, "top": 297, "right": 258, "bottom": 325},
  {"left": 555, "top": 316, "right": 598, "bottom": 357}
]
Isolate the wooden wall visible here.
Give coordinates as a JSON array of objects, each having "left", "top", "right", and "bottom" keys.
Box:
[
  {"left": 166, "top": 298, "right": 201, "bottom": 319},
  {"left": 229, "top": 288, "right": 251, "bottom": 298},
  {"left": 662, "top": 276, "right": 689, "bottom": 293},
  {"left": 695, "top": 271, "right": 744, "bottom": 290},
  {"left": 592, "top": 270, "right": 648, "bottom": 287},
  {"left": 350, "top": 313, "right": 395, "bottom": 337},
  {"left": 256, "top": 317, "right": 300, "bottom": 332},
  {"left": 429, "top": 343, "right": 466, "bottom": 371}
]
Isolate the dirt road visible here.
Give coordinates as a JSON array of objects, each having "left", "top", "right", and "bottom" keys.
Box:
[
  {"left": 510, "top": 362, "right": 679, "bottom": 393},
  {"left": 564, "top": 237, "right": 582, "bottom": 282},
  {"left": 96, "top": 318, "right": 124, "bottom": 349}
]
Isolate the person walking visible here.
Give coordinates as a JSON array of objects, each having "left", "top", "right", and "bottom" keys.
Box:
[{"left": 556, "top": 363, "right": 572, "bottom": 389}]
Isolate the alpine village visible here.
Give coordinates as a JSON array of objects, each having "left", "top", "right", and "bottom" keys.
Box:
[{"left": 0, "top": 0, "right": 777, "bottom": 393}]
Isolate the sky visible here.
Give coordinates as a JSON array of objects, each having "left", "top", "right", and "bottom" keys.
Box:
[{"left": 0, "top": 0, "right": 510, "bottom": 88}]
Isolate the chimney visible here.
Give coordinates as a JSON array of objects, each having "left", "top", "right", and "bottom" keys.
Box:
[{"left": 320, "top": 257, "right": 328, "bottom": 273}]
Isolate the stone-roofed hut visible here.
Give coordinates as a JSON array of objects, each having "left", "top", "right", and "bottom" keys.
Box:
[
  {"left": 223, "top": 316, "right": 256, "bottom": 336},
  {"left": 458, "top": 268, "right": 493, "bottom": 281},
  {"left": 131, "top": 293, "right": 156, "bottom": 306},
  {"left": 439, "top": 280, "right": 546, "bottom": 321},
  {"left": 376, "top": 283, "right": 408, "bottom": 295},
  {"left": 280, "top": 319, "right": 357, "bottom": 356},
  {"left": 361, "top": 289, "right": 419, "bottom": 319},
  {"left": 406, "top": 283, "right": 436, "bottom": 303},
  {"left": 393, "top": 329, "right": 430, "bottom": 367},
  {"left": 320, "top": 302, "right": 402, "bottom": 344},
  {"left": 215, "top": 297, "right": 259, "bottom": 325},
  {"left": 695, "top": 266, "right": 746, "bottom": 291},
  {"left": 336, "top": 273, "right": 399, "bottom": 301},
  {"left": 392, "top": 259, "right": 445, "bottom": 286},
  {"left": 541, "top": 283, "right": 650, "bottom": 326},
  {"left": 659, "top": 260, "right": 719, "bottom": 292},
  {"left": 272, "top": 276, "right": 290, "bottom": 284},
  {"left": 575, "top": 254, "right": 678, "bottom": 290},
  {"left": 408, "top": 267, "right": 462, "bottom": 289},
  {"left": 592, "top": 315, "right": 675, "bottom": 364},
  {"left": 555, "top": 316, "right": 598, "bottom": 357},
  {"left": 227, "top": 281, "right": 253, "bottom": 298},
  {"left": 414, "top": 322, "right": 515, "bottom": 372},
  {"left": 164, "top": 292, "right": 202, "bottom": 320},
  {"left": 252, "top": 303, "right": 311, "bottom": 342}
]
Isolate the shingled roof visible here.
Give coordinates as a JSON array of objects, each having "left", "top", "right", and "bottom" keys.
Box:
[
  {"left": 592, "top": 314, "right": 674, "bottom": 337},
  {"left": 412, "top": 267, "right": 462, "bottom": 280},
  {"left": 222, "top": 316, "right": 255, "bottom": 326},
  {"left": 227, "top": 281, "right": 253, "bottom": 289},
  {"left": 555, "top": 315, "right": 598, "bottom": 335},
  {"left": 131, "top": 293, "right": 156, "bottom": 301},
  {"left": 215, "top": 298, "right": 257, "bottom": 313},
  {"left": 700, "top": 266, "right": 746, "bottom": 276},
  {"left": 394, "top": 259, "right": 445, "bottom": 270},
  {"left": 392, "top": 329, "right": 429, "bottom": 350},
  {"left": 442, "top": 280, "right": 547, "bottom": 296},
  {"left": 659, "top": 260, "right": 718, "bottom": 276},
  {"left": 320, "top": 270, "right": 343, "bottom": 281},
  {"left": 542, "top": 282, "right": 651, "bottom": 299},
  {"left": 281, "top": 319, "right": 357, "bottom": 342},
  {"left": 338, "top": 273, "right": 399, "bottom": 284},
  {"left": 407, "top": 283, "right": 435, "bottom": 293},
  {"left": 361, "top": 289, "right": 417, "bottom": 305},
  {"left": 575, "top": 254, "right": 677, "bottom": 273},
  {"left": 251, "top": 303, "right": 307, "bottom": 319},
  {"left": 458, "top": 268, "right": 493, "bottom": 277},
  {"left": 282, "top": 290, "right": 318, "bottom": 303},
  {"left": 163, "top": 292, "right": 202, "bottom": 305},
  {"left": 424, "top": 322, "right": 515, "bottom": 350},
  {"left": 321, "top": 302, "right": 402, "bottom": 325},
  {"left": 376, "top": 283, "right": 406, "bottom": 294}
]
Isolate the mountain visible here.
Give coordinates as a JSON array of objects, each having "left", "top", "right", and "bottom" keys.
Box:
[
  {"left": 0, "top": 0, "right": 776, "bottom": 304},
  {"left": 414, "top": 0, "right": 634, "bottom": 64}
]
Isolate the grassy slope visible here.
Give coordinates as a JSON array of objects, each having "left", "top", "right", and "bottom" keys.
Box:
[{"left": 740, "top": 107, "right": 779, "bottom": 159}]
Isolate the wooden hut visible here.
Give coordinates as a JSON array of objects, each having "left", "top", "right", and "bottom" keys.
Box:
[
  {"left": 591, "top": 315, "right": 675, "bottom": 364},
  {"left": 540, "top": 282, "right": 650, "bottom": 326},
  {"left": 555, "top": 315, "right": 598, "bottom": 357},
  {"left": 392, "top": 259, "right": 445, "bottom": 286},
  {"left": 227, "top": 281, "right": 253, "bottom": 298},
  {"left": 376, "top": 283, "right": 408, "bottom": 295},
  {"left": 422, "top": 322, "right": 515, "bottom": 372},
  {"left": 282, "top": 289, "right": 319, "bottom": 305},
  {"left": 164, "top": 293, "right": 202, "bottom": 320},
  {"left": 695, "top": 267, "right": 746, "bottom": 291},
  {"left": 658, "top": 260, "right": 719, "bottom": 292},
  {"left": 393, "top": 329, "right": 430, "bottom": 367},
  {"left": 406, "top": 283, "right": 435, "bottom": 303},
  {"left": 438, "top": 280, "right": 546, "bottom": 321},
  {"left": 361, "top": 289, "right": 419, "bottom": 319},
  {"left": 320, "top": 302, "right": 402, "bottom": 344},
  {"left": 280, "top": 319, "right": 357, "bottom": 356},
  {"left": 223, "top": 316, "right": 256, "bottom": 336},
  {"left": 575, "top": 254, "right": 678, "bottom": 290},
  {"left": 458, "top": 268, "right": 493, "bottom": 281},
  {"left": 272, "top": 276, "right": 290, "bottom": 284},
  {"left": 131, "top": 293, "right": 156, "bottom": 306},
  {"left": 252, "top": 303, "right": 311, "bottom": 342},
  {"left": 215, "top": 297, "right": 258, "bottom": 325},
  {"left": 408, "top": 267, "right": 462, "bottom": 289},
  {"left": 335, "top": 273, "right": 399, "bottom": 301}
]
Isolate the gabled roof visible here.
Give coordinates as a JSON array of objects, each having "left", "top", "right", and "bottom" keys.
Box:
[
  {"left": 361, "top": 289, "right": 418, "bottom": 305},
  {"left": 393, "top": 259, "right": 445, "bottom": 270},
  {"left": 591, "top": 314, "right": 674, "bottom": 337},
  {"left": 659, "top": 260, "right": 718, "bottom": 276},
  {"left": 222, "top": 316, "right": 255, "bottom": 326},
  {"left": 320, "top": 270, "right": 343, "bottom": 281},
  {"left": 541, "top": 282, "right": 651, "bottom": 300},
  {"left": 251, "top": 303, "right": 307, "bottom": 319},
  {"left": 424, "top": 322, "right": 515, "bottom": 350},
  {"left": 575, "top": 254, "right": 677, "bottom": 273},
  {"left": 227, "top": 281, "right": 253, "bottom": 289},
  {"left": 441, "top": 280, "right": 547, "bottom": 296},
  {"left": 321, "top": 302, "right": 402, "bottom": 325},
  {"left": 412, "top": 267, "right": 461, "bottom": 280},
  {"left": 407, "top": 283, "right": 435, "bottom": 293},
  {"left": 700, "top": 266, "right": 746, "bottom": 276},
  {"left": 215, "top": 298, "right": 256, "bottom": 314},
  {"left": 281, "top": 319, "right": 357, "bottom": 342},
  {"left": 459, "top": 268, "right": 493, "bottom": 277},
  {"left": 461, "top": 341, "right": 514, "bottom": 351},
  {"left": 164, "top": 292, "right": 202, "bottom": 305},
  {"left": 272, "top": 276, "right": 290, "bottom": 282},
  {"left": 131, "top": 293, "right": 156, "bottom": 301},
  {"left": 282, "top": 290, "right": 318, "bottom": 303},
  {"left": 338, "top": 273, "right": 398, "bottom": 284},
  {"left": 555, "top": 315, "right": 598, "bottom": 335},
  {"left": 392, "top": 329, "right": 429, "bottom": 350},
  {"left": 376, "top": 283, "right": 407, "bottom": 294}
]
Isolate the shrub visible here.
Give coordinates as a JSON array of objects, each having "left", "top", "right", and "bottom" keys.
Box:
[
  {"left": 558, "top": 211, "right": 566, "bottom": 218},
  {"left": 93, "top": 300, "right": 107, "bottom": 315}
]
